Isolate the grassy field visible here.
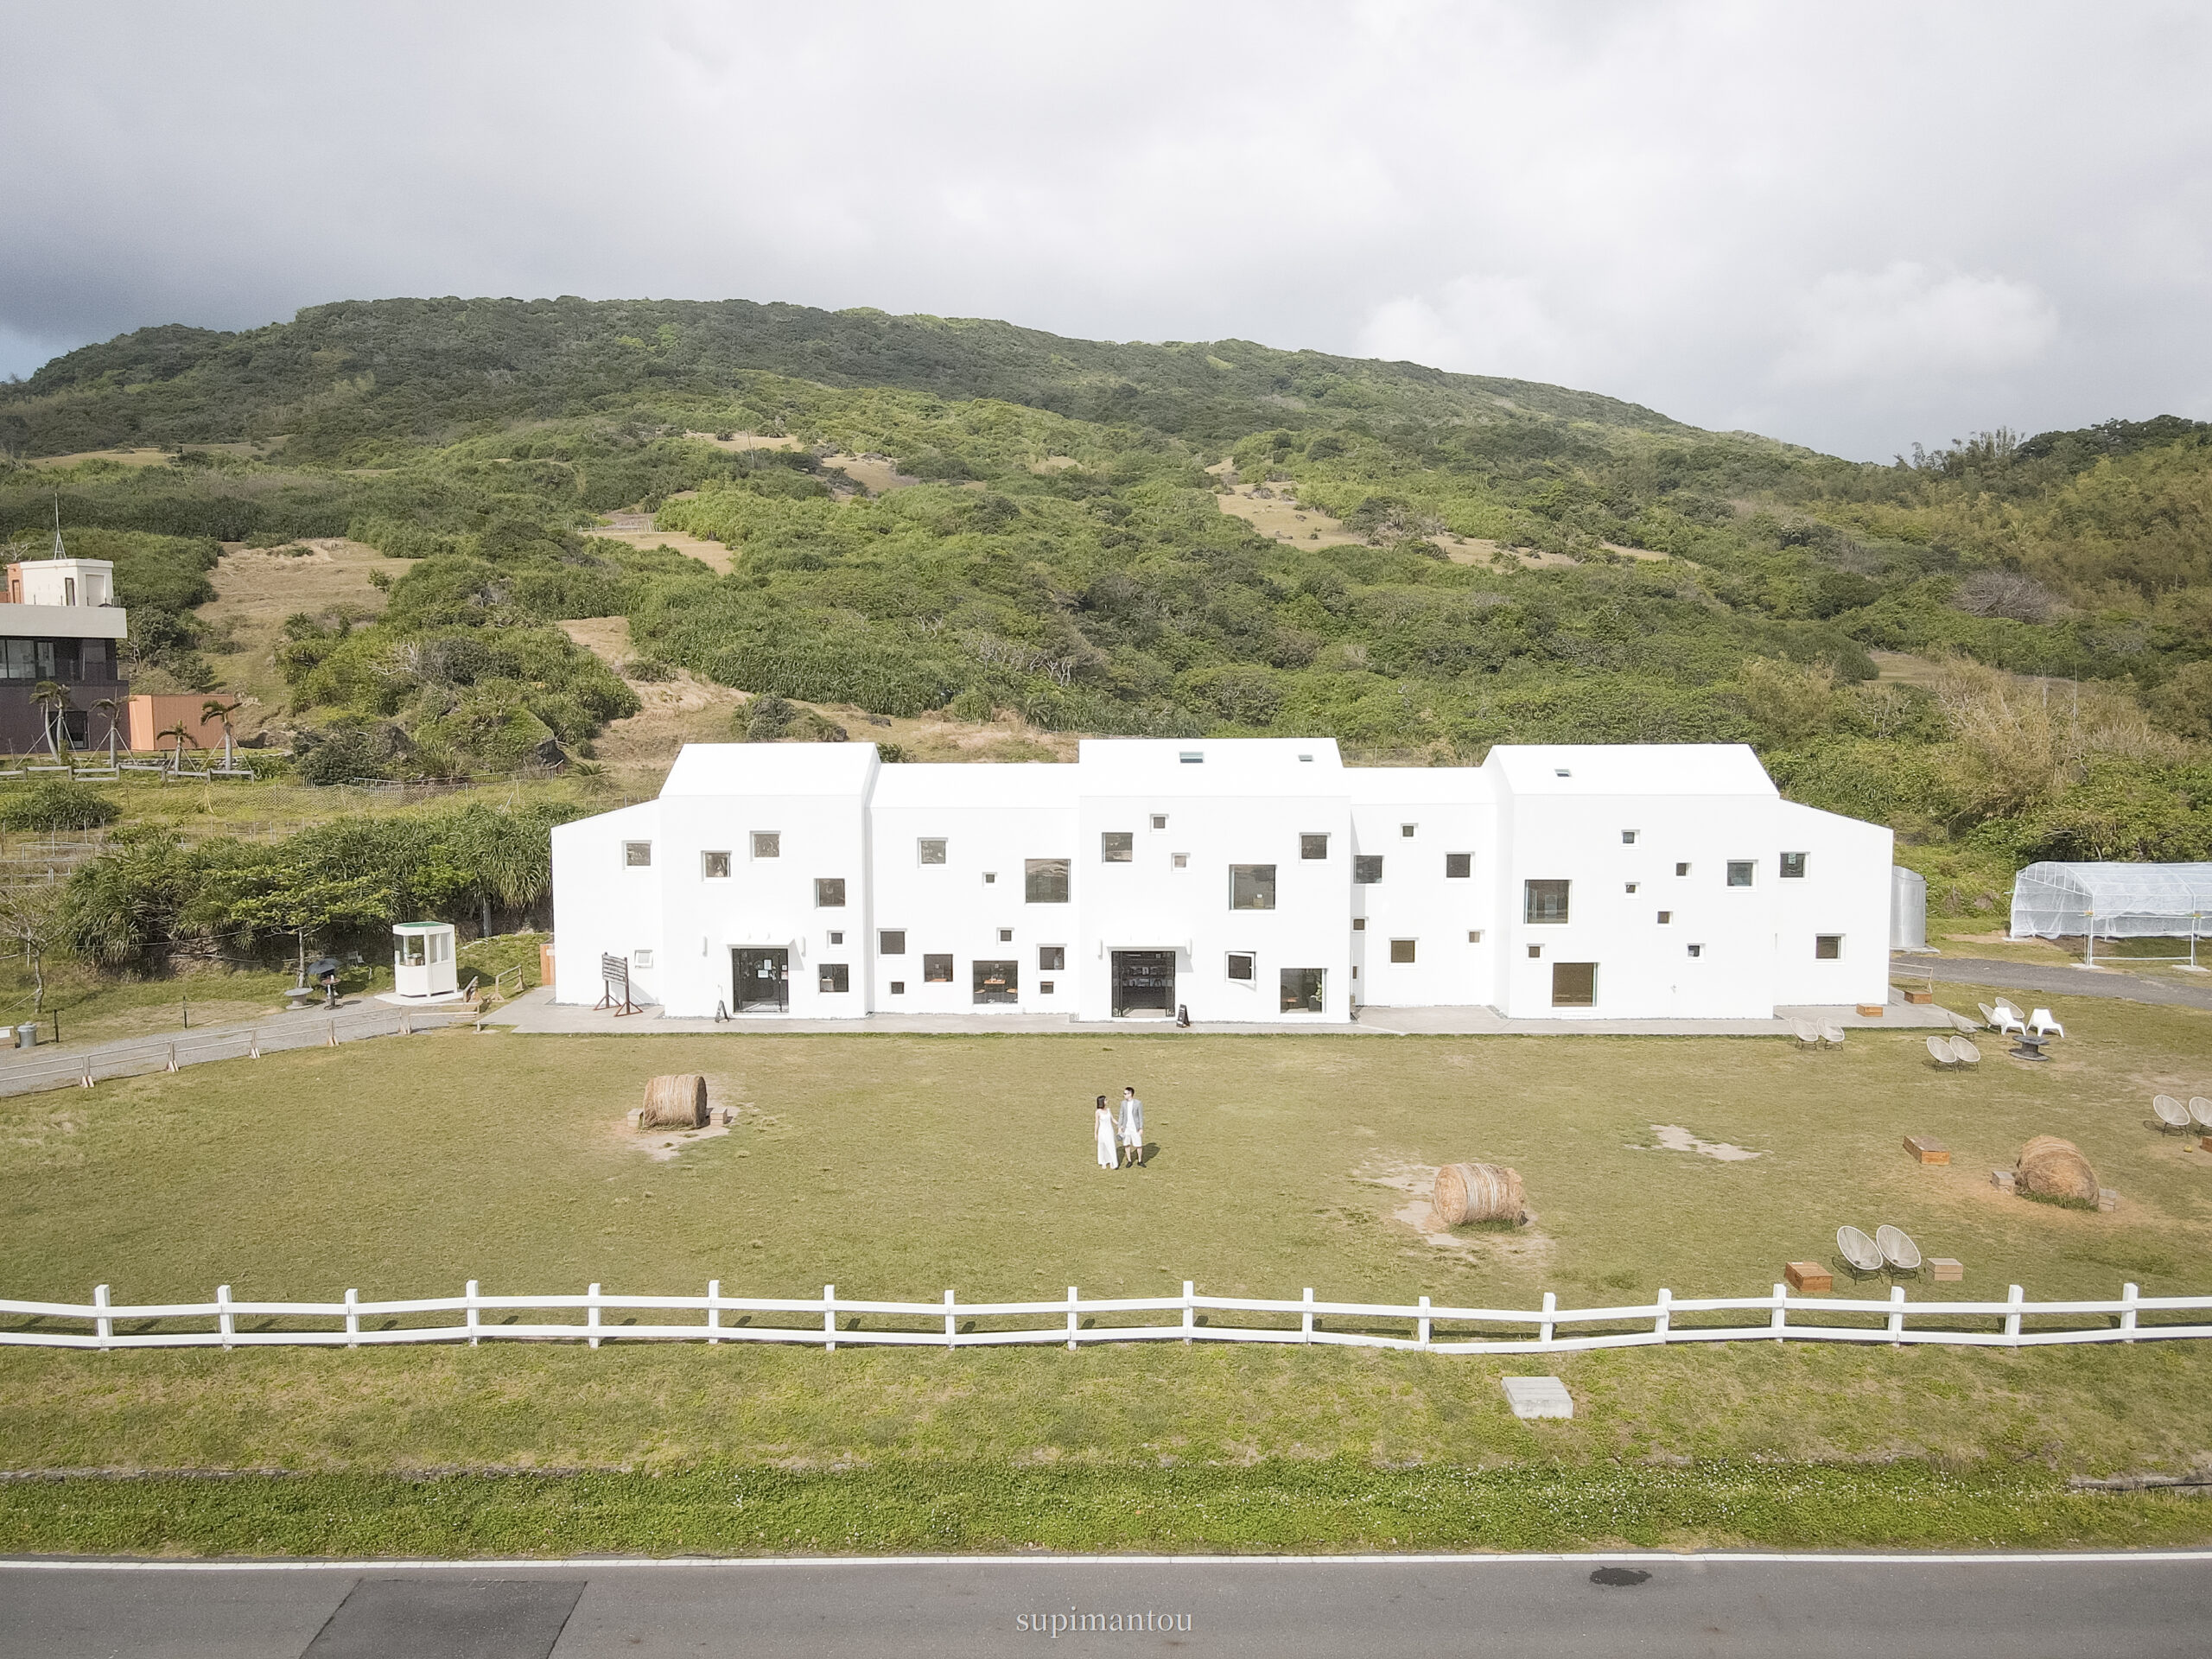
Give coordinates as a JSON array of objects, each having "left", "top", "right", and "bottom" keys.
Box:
[{"left": 3, "top": 979, "right": 2209, "bottom": 1552}]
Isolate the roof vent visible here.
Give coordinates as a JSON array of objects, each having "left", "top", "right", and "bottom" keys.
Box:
[
  {"left": 1298, "top": 753, "right": 1313, "bottom": 763},
  {"left": 1180, "top": 751, "right": 1204, "bottom": 764},
  {"left": 1554, "top": 767, "right": 1573, "bottom": 778}
]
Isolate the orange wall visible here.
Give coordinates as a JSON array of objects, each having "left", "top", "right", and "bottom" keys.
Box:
[{"left": 124, "top": 696, "right": 232, "bottom": 753}]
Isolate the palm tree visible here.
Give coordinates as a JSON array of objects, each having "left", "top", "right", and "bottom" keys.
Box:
[
  {"left": 29, "top": 681, "right": 72, "bottom": 759},
  {"left": 90, "top": 696, "right": 122, "bottom": 768},
  {"left": 201, "top": 698, "right": 242, "bottom": 770},
  {"left": 157, "top": 721, "right": 194, "bottom": 772}
]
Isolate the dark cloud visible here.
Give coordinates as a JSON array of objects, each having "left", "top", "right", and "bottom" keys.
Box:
[{"left": 3, "top": 0, "right": 2208, "bottom": 459}]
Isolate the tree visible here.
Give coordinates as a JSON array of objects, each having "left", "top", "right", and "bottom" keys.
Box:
[
  {"left": 201, "top": 698, "right": 242, "bottom": 770},
  {"left": 29, "top": 681, "right": 72, "bottom": 759},
  {"left": 204, "top": 852, "right": 391, "bottom": 986},
  {"left": 157, "top": 721, "right": 194, "bottom": 771},
  {"left": 90, "top": 696, "right": 122, "bottom": 766},
  {"left": 0, "top": 881, "right": 66, "bottom": 1015}
]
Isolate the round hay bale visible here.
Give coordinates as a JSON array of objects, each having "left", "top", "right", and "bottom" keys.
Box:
[
  {"left": 639, "top": 1073, "right": 709, "bottom": 1130},
  {"left": 2015, "top": 1135, "right": 2099, "bottom": 1203},
  {"left": 1433, "top": 1162, "right": 1525, "bottom": 1226}
]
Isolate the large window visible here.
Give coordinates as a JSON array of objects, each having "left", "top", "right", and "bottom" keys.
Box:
[
  {"left": 972, "top": 959, "right": 1019, "bottom": 1004},
  {"left": 1353, "top": 855, "right": 1383, "bottom": 885},
  {"left": 1445, "top": 853, "right": 1471, "bottom": 879},
  {"left": 818, "top": 963, "right": 849, "bottom": 993},
  {"left": 918, "top": 838, "right": 947, "bottom": 865},
  {"left": 1039, "top": 945, "right": 1065, "bottom": 970},
  {"left": 1389, "top": 938, "right": 1417, "bottom": 963},
  {"left": 1551, "top": 963, "right": 1596, "bottom": 1007},
  {"left": 1523, "top": 879, "right": 1570, "bottom": 923},
  {"left": 1102, "top": 832, "right": 1134, "bottom": 863},
  {"left": 879, "top": 930, "right": 906, "bottom": 955},
  {"left": 922, "top": 953, "right": 953, "bottom": 983},
  {"left": 815, "top": 878, "right": 846, "bottom": 907},
  {"left": 1781, "top": 852, "right": 1808, "bottom": 879},
  {"left": 1726, "top": 861, "right": 1756, "bottom": 887},
  {"left": 1230, "top": 864, "right": 1277, "bottom": 911},
  {"left": 701, "top": 850, "right": 730, "bottom": 879},
  {"left": 1280, "top": 968, "right": 1325, "bottom": 1013},
  {"left": 623, "top": 841, "right": 652, "bottom": 868},
  {"left": 1815, "top": 934, "right": 1842, "bottom": 960},
  {"left": 752, "top": 831, "right": 779, "bottom": 859},
  {"left": 1300, "top": 833, "right": 1330, "bottom": 860},
  {"left": 1227, "top": 952, "right": 1255, "bottom": 982},
  {"left": 1024, "top": 858, "right": 1071, "bottom": 904}
]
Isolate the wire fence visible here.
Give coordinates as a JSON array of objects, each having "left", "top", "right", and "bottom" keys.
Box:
[
  {"left": 0, "top": 1004, "right": 472, "bottom": 1098},
  {"left": 2, "top": 1279, "right": 2202, "bottom": 1354}
]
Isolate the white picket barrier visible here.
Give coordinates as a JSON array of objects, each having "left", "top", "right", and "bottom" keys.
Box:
[
  {"left": 1, "top": 1278, "right": 2205, "bottom": 1355},
  {"left": 0, "top": 1006, "right": 467, "bottom": 1098}
]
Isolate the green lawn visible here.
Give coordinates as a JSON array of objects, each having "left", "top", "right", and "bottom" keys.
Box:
[{"left": 3, "top": 980, "right": 2210, "bottom": 1552}]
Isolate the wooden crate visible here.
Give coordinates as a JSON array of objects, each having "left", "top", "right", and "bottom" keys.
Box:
[
  {"left": 1904, "top": 1134, "right": 1951, "bottom": 1165},
  {"left": 1929, "top": 1258, "right": 1964, "bottom": 1282},
  {"left": 1990, "top": 1169, "right": 2017, "bottom": 1192},
  {"left": 1857, "top": 1003, "right": 1885, "bottom": 1018},
  {"left": 1784, "top": 1261, "right": 1833, "bottom": 1294},
  {"left": 1900, "top": 988, "right": 1935, "bottom": 1005}
]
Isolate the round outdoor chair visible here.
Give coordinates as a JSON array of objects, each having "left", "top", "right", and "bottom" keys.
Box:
[
  {"left": 1949, "top": 1036, "right": 1980, "bottom": 1065},
  {"left": 2190, "top": 1096, "right": 2212, "bottom": 1130},
  {"left": 1874, "top": 1224, "right": 1923, "bottom": 1276},
  {"left": 1926, "top": 1035, "right": 1959, "bottom": 1068},
  {"left": 2153, "top": 1095, "right": 2192, "bottom": 1133},
  {"left": 1836, "top": 1225, "right": 1884, "bottom": 1279}
]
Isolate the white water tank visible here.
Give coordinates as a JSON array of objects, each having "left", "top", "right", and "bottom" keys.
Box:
[{"left": 1890, "top": 865, "right": 1929, "bottom": 953}]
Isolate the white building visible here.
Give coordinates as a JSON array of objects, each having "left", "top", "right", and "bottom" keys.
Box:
[{"left": 550, "top": 739, "right": 1893, "bottom": 1024}]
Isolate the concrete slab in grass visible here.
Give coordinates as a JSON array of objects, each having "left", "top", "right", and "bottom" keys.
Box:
[{"left": 1502, "top": 1376, "right": 1574, "bottom": 1420}]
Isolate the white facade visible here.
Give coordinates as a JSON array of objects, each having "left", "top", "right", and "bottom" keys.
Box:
[{"left": 550, "top": 739, "right": 1894, "bottom": 1023}]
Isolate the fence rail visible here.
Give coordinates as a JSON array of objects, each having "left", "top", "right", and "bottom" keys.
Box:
[
  {"left": 0, "top": 1006, "right": 468, "bottom": 1098},
  {"left": 2, "top": 1279, "right": 2202, "bottom": 1354}
]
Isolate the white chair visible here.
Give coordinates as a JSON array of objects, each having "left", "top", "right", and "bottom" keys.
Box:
[
  {"left": 2153, "top": 1095, "right": 2192, "bottom": 1133},
  {"left": 1820, "top": 1021, "right": 1847, "bottom": 1046},
  {"left": 1837, "top": 1225, "right": 1884, "bottom": 1279},
  {"left": 1789, "top": 1019, "right": 1821, "bottom": 1048},
  {"left": 1927, "top": 1035, "right": 1960, "bottom": 1068},
  {"left": 1875, "top": 1224, "right": 1923, "bottom": 1276},
  {"left": 1949, "top": 1036, "right": 1981, "bottom": 1066},
  {"left": 2028, "top": 1008, "right": 2065, "bottom": 1038},
  {"left": 1975, "top": 1003, "right": 1999, "bottom": 1029},
  {"left": 1949, "top": 1011, "right": 1982, "bottom": 1035},
  {"left": 2190, "top": 1096, "right": 2212, "bottom": 1130},
  {"left": 1992, "top": 1005, "right": 2028, "bottom": 1038}
]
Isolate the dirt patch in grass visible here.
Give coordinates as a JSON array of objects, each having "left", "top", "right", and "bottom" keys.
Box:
[
  {"left": 584, "top": 517, "right": 734, "bottom": 575},
  {"left": 821, "top": 453, "right": 918, "bottom": 495},
  {"left": 200, "top": 539, "right": 410, "bottom": 735}
]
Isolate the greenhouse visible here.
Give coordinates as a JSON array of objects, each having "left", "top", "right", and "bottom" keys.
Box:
[{"left": 2010, "top": 861, "right": 2212, "bottom": 965}]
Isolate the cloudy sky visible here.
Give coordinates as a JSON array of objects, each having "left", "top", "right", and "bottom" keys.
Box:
[{"left": 3, "top": 1, "right": 2208, "bottom": 461}]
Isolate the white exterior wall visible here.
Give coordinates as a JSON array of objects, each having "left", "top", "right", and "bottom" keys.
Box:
[{"left": 550, "top": 738, "right": 1897, "bottom": 1024}]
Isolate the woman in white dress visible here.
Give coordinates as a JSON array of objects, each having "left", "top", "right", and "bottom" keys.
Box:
[{"left": 1093, "top": 1096, "right": 1118, "bottom": 1171}]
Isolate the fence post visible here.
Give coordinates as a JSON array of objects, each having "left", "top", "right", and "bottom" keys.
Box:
[
  {"left": 248, "top": 1032, "right": 259, "bottom": 1059},
  {"left": 1183, "top": 1281, "right": 1195, "bottom": 1344},
  {"left": 587, "top": 1282, "right": 602, "bottom": 1350},
  {"left": 216, "top": 1284, "right": 233, "bottom": 1351},
  {"left": 706, "top": 1279, "right": 721, "bottom": 1344},
  {"left": 466, "top": 1279, "right": 480, "bottom": 1347},
  {"left": 1418, "top": 1294, "right": 1431, "bottom": 1350},
  {"left": 401, "top": 1011, "right": 412, "bottom": 1037},
  {"left": 165, "top": 1043, "right": 178, "bottom": 1073},
  {"left": 1540, "top": 1289, "right": 1556, "bottom": 1346},
  {"left": 2005, "top": 1283, "right": 2024, "bottom": 1344},
  {"left": 1770, "top": 1282, "right": 1788, "bottom": 1343},
  {"left": 1653, "top": 1287, "right": 1671, "bottom": 1342},
  {"left": 1888, "top": 1284, "right": 1906, "bottom": 1346},
  {"left": 944, "top": 1288, "right": 956, "bottom": 1351},
  {"left": 1067, "top": 1286, "right": 1079, "bottom": 1351},
  {"left": 1302, "top": 1287, "right": 1313, "bottom": 1344},
  {"left": 79, "top": 1058, "right": 93, "bottom": 1089},
  {"left": 93, "top": 1283, "right": 111, "bottom": 1351},
  {"left": 345, "top": 1287, "right": 359, "bottom": 1348},
  {"left": 823, "top": 1284, "right": 836, "bottom": 1352},
  {"left": 326, "top": 1019, "right": 336, "bottom": 1047},
  {"left": 2122, "top": 1281, "right": 2139, "bottom": 1343}
]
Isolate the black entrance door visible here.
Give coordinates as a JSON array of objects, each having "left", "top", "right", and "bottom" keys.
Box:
[
  {"left": 1111, "top": 950, "right": 1176, "bottom": 1018},
  {"left": 733, "top": 948, "right": 789, "bottom": 1012}
]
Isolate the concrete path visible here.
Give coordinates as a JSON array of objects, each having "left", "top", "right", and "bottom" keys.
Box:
[
  {"left": 1900, "top": 954, "right": 2212, "bottom": 1013},
  {"left": 4, "top": 1552, "right": 2210, "bottom": 1656}
]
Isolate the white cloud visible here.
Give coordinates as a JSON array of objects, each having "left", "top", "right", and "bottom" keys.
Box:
[
  {"left": 1356, "top": 276, "right": 1582, "bottom": 385},
  {"left": 1775, "top": 264, "right": 2060, "bottom": 387}
]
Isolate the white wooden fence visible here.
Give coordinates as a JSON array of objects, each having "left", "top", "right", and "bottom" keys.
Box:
[
  {"left": 0, "top": 1005, "right": 469, "bottom": 1098},
  {"left": 2, "top": 1280, "right": 2204, "bottom": 1354}
]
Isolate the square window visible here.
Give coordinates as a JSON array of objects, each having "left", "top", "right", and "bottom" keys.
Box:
[
  {"left": 889, "top": 981, "right": 905, "bottom": 995},
  {"left": 815, "top": 877, "right": 846, "bottom": 907},
  {"left": 918, "top": 837, "right": 947, "bottom": 865},
  {"left": 1445, "top": 852, "right": 1471, "bottom": 879},
  {"left": 1523, "top": 879, "right": 1570, "bottom": 923},
  {"left": 1230, "top": 864, "right": 1277, "bottom": 910},
  {"left": 1389, "top": 938, "right": 1416, "bottom": 963},
  {"left": 1528, "top": 944, "right": 1542, "bottom": 958},
  {"left": 1688, "top": 943, "right": 1704, "bottom": 958},
  {"left": 1300, "top": 832, "right": 1330, "bottom": 860},
  {"left": 1172, "top": 852, "right": 1189, "bottom": 869},
  {"left": 633, "top": 948, "right": 654, "bottom": 968},
  {"left": 972, "top": 959, "right": 1018, "bottom": 1003},
  {"left": 818, "top": 963, "right": 849, "bottom": 993},
  {"left": 1353, "top": 855, "right": 1383, "bottom": 884},
  {"left": 982, "top": 872, "right": 996, "bottom": 884},
  {"left": 1039, "top": 980, "right": 1055, "bottom": 995},
  {"left": 1351, "top": 917, "right": 1366, "bottom": 931},
  {"left": 702, "top": 850, "right": 731, "bottom": 879},
  {"left": 1726, "top": 861, "right": 1755, "bottom": 887},
  {"left": 1279, "top": 967, "right": 1325, "bottom": 1013},
  {"left": 880, "top": 930, "right": 906, "bottom": 955},
  {"left": 1675, "top": 861, "right": 1690, "bottom": 877},
  {"left": 1625, "top": 881, "right": 1638, "bottom": 893},
  {"left": 1622, "top": 830, "right": 1638, "bottom": 844},
  {"left": 1039, "top": 945, "right": 1065, "bottom": 970},
  {"left": 1227, "top": 952, "right": 1255, "bottom": 982},
  {"left": 623, "top": 841, "right": 652, "bottom": 868},
  {"left": 1815, "top": 934, "right": 1842, "bottom": 960},
  {"left": 1024, "top": 857, "right": 1071, "bottom": 903},
  {"left": 1102, "top": 831, "right": 1134, "bottom": 863},
  {"left": 998, "top": 927, "right": 1013, "bottom": 943},
  {"left": 1179, "top": 751, "right": 1204, "bottom": 764},
  {"left": 1401, "top": 823, "right": 1416, "bottom": 838},
  {"left": 923, "top": 953, "right": 953, "bottom": 983},
  {"left": 752, "top": 831, "right": 779, "bottom": 859},
  {"left": 1782, "top": 852, "right": 1808, "bottom": 879},
  {"left": 1467, "top": 930, "right": 1484, "bottom": 943},
  {"left": 828, "top": 931, "right": 843, "bottom": 945},
  {"left": 1551, "top": 962, "right": 1596, "bottom": 1007},
  {"left": 1657, "top": 911, "right": 1672, "bottom": 925},
  {"left": 1151, "top": 813, "right": 1168, "bottom": 830}
]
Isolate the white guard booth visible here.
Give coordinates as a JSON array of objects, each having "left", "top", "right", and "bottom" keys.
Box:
[
  {"left": 391, "top": 922, "right": 460, "bottom": 998},
  {"left": 2010, "top": 861, "right": 2212, "bottom": 968}
]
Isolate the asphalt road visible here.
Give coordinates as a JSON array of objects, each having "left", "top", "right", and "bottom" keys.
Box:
[
  {"left": 1901, "top": 953, "right": 2212, "bottom": 1011},
  {"left": 4, "top": 1552, "right": 2210, "bottom": 1657}
]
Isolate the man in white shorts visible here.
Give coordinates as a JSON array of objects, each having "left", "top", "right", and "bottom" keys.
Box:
[{"left": 1117, "top": 1085, "right": 1145, "bottom": 1168}]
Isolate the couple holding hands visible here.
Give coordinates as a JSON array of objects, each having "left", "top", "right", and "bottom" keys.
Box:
[{"left": 1093, "top": 1086, "right": 1146, "bottom": 1170}]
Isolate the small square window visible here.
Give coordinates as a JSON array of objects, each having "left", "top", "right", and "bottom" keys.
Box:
[
  {"left": 819, "top": 963, "right": 849, "bottom": 992},
  {"left": 1039, "top": 980, "right": 1055, "bottom": 995},
  {"left": 1688, "top": 943, "right": 1704, "bottom": 958},
  {"left": 815, "top": 877, "right": 846, "bottom": 907},
  {"left": 752, "top": 831, "right": 779, "bottom": 859},
  {"left": 1300, "top": 832, "right": 1329, "bottom": 860},
  {"left": 1782, "top": 852, "right": 1808, "bottom": 879},
  {"left": 1445, "top": 852, "right": 1471, "bottom": 879},
  {"left": 1622, "top": 830, "right": 1638, "bottom": 844},
  {"left": 1815, "top": 934, "right": 1842, "bottom": 960},
  {"left": 1657, "top": 911, "right": 1672, "bottom": 925},
  {"left": 1401, "top": 823, "right": 1416, "bottom": 838},
  {"left": 889, "top": 981, "right": 905, "bottom": 995},
  {"left": 1172, "top": 852, "right": 1189, "bottom": 869},
  {"left": 923, "top": 953, "right": 953, "bottom": 983},
  {"left": 1151, "top": 813, "right": 1168, "bottom": 830},
  {"left": 1180, "top": 751, "right": 1204, "bottom": 764},
  {"left": 1353, "top": 855, "right": 1383, "bottom": 884},
  {"left": 1467, "top": 930, "right": 1484, "bottom": 943},
  {"left": 879, "top": 930, "right": 906, "bottom": 955},
  {"left": 1726, "top": 861, "right": 1755, "bottom": 887},
  {"left": 1102, "top": 832, "right": 1134, "bottom": 862},
  {"left": 1389, "top": 938, "right": 1416, "bottom": 964},
  {"left": 1039, "top": 945, "right": 1065, "bottom": 970},
  {"left": 828, "top": 931, "right": 843, "bottom": 945},
  {"left": 1675, "top": 861, "right": 1690, "bottom": 877},
  {"left": 982, "top": 872, "right": 996, "bottom": 885},
  {"left": 702, "top": 850, "right": 731, "bottom": 879},
  {"left": 1227, "top": 952, "right": 1255, "bottom": 982},
  {"left": 999, "top": 927, "right": 1014, "bottom": 943},
  {"left": 1625, "top": 881, "right": 1638, "bottom": 894},
  {"left": 1351, "top": 917, "right": 1366, "bottom": 931},
  {"left": 623, "top": 841, "right": 652, "bottom": 868},
  {"left": 1528, "top": 944, "right": 1542, "bottom": 958},
  {"left": 633, "top": 948, "right": 654, "bottom": 968},
  {"left": 918, "top": 837, "right": 948, "bottom": 865}
]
